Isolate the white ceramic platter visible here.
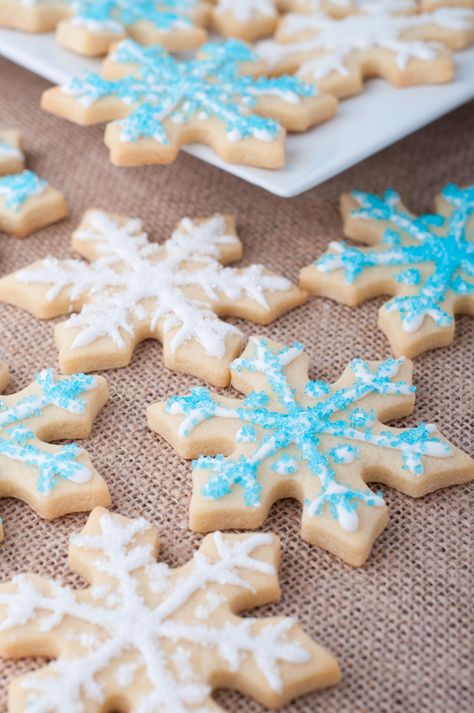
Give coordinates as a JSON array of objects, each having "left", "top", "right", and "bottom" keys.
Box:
[{"left": 1, "top": 29, "right": 473, "bottom": 197}]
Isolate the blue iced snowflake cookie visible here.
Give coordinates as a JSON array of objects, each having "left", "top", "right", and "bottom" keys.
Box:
[
  {"left": 301, "top": 183, "right": 474, "bottom": 358},
  {"left": 42, "top": 38, "right": 338, "bottom": 169},
  {"left": 148, "top": 337, "right": 474, "bottom": 566}
]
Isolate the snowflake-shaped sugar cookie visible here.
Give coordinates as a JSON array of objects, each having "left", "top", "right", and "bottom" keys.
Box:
[
  {"left": 0, "top": 130, "right": 68, "bottom": 238},
  {"left": 0, "top": 507, "right": 341, "bottom": 711},
  {"left": 0, "top": 0, "right": 210, "bottom": 55},
  {"left": 0, "top": 362, "right": 109, "bottom": 543},
  {"left": 0, "top": 210, "right": 305, "bottom": 385},
  {"left": 257, "top": 7, "right": 474, "bottom": 99},
  {"left": 41, "top": 38, "right": 337, "bottom": 169},
  {"left": 148, "top": 337, "right": 474, "bottom": 566},
  {"left": 301, "top": 183, "right": 474, "bottom": 358}
]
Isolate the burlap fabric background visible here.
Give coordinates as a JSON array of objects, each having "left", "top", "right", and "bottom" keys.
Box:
[{"left": 0, "top": 56, "right": 472, "bottom": 712}]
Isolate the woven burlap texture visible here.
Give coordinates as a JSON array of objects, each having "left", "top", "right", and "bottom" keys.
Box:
[{"left": 0, "top": 57, "right": 472, "bottom": 713}]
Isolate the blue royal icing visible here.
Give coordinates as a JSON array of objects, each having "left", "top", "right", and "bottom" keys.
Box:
[
  {"left": 0, "top": 371, "right": 96, "bottom": 494},
  {"left": 62, "top": 38, "right": 315, "bottom": 145},
  {"left": 72, "top": 0, "right": 196, "bottom": 32},
  {"left": 166, "top": 338, "right": 452, "bottom": 532},
  {"left": 316, "top": 183, "right": 474, "bottom": 333},
  {"left": 0, "top": 170, "right": 48, "bottom": 212}
]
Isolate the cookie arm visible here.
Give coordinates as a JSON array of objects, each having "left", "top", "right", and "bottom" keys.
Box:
[
  {"left": 104, "top": 117, "right": 289, "bottom": 169},
  {"left": 0, "top": 446, "right": 110, "bottom": 521},
  {"left": 0, "top": 574, "right": 72, "bottom": 658},
  {"left": 188, "top": 533, "right": 341, "bottom": 707},
  {"left": 378, "top": 298, "right": 463, "bottom": 359},
  {"left": 188, "top": 270, "right": 307, "bottom": 325},
  {"left": 210, "top": 615, "right": 341, "bottom": 709},
  {"left": 0, "top": 264, "right": 88, "bottom": 320},
  {"left": 41, "top": 85, "right": 132, "bottom": 126},
  {"left": 147, "top": 393, "right": 243, "bottom": 459}
]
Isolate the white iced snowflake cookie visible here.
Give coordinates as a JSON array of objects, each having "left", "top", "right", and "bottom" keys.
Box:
[
  {"left": 0, "top": 507, "right": 341, "bottom": 711},
  {"left": 257, "top": 6, "right": 474, "bottom": 99},
  {"left": 0, "top": 362, "right": 109, "bottom": 543},
  {"left": 0, "top": 129, "right": 68, "bottom": 238},
  {"left": 0, "top": 209, "right": 306, "bottom": 386},
  {"left": 148, "top": 337, "right": 474, "bottom": 567},
  {"left": 300, "top": 183, "right": 474, "bottom": 358}
]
